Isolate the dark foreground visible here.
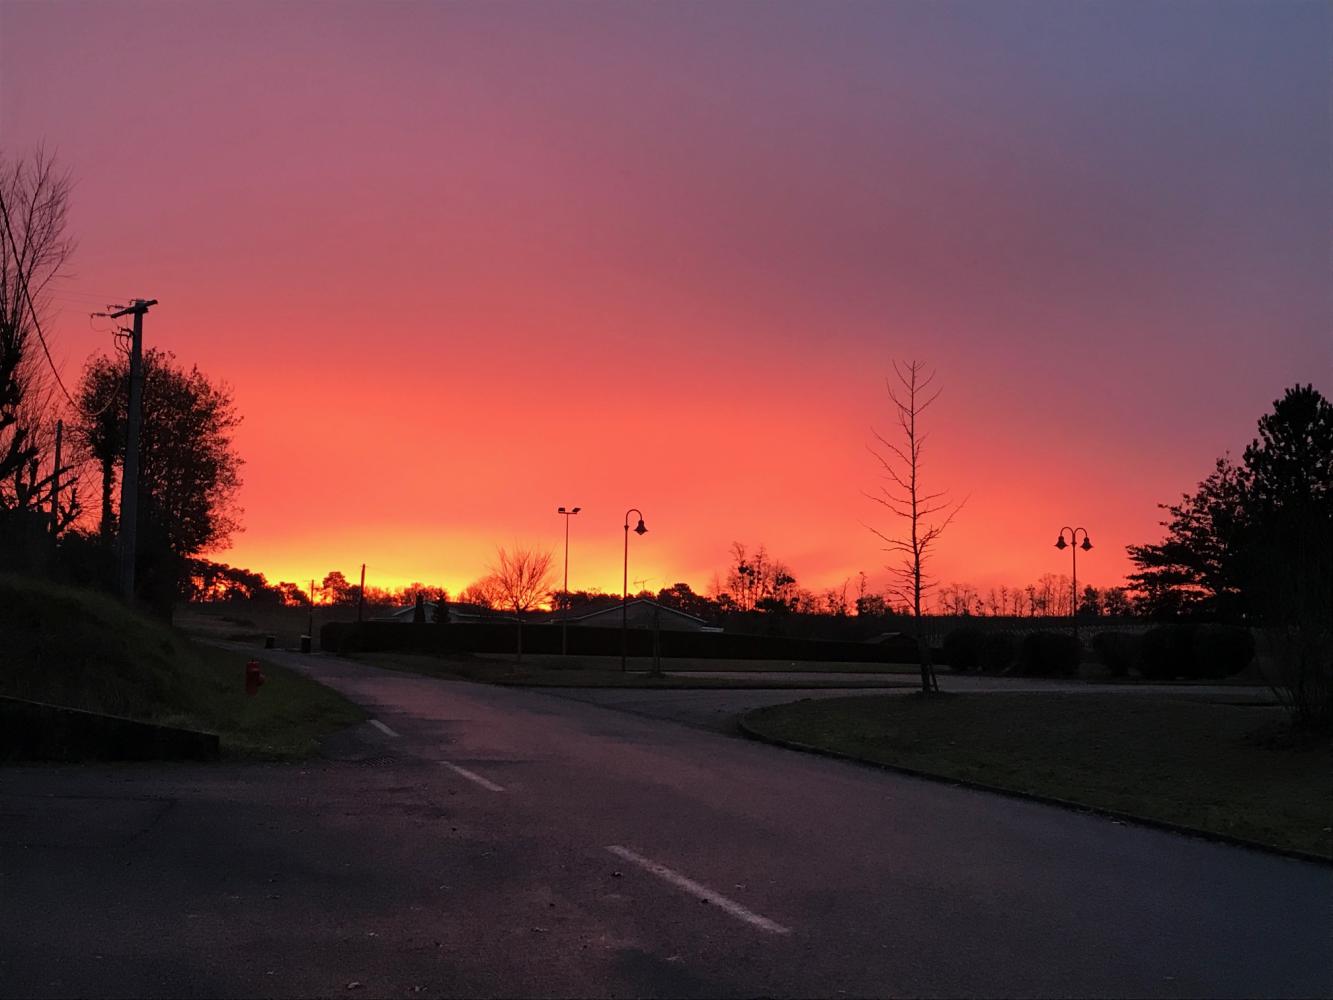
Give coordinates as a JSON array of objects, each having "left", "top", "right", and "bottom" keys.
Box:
[{"left": 2, "top": 651, "right": 1329, "bottom": 998}]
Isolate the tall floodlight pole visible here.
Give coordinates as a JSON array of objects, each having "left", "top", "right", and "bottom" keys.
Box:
[
  {"left": 109, "top": 298, "right": 158, "bottom": 601},
  {"left": 622, "top": 508, "right": 648, "bottom": 672},
  {"left": 557, "top": 506, "right": 581, "bottom": 655},
  {"left": 1054, "top": 527, "right": 1093, "bottom": 645}
]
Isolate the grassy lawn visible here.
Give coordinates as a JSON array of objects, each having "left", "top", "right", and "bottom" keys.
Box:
[
  {"left": 355, "top": 651, "right": 915, "bottom": 689},
  {"left": 743, "top": 692, "right": 1333, "bottom": 859},
  {"left": 185, "top": 644, "right": 366, "bottom": 758},
  {"left": 3, "top": 575, "right": 365, "bottom": 760},
  {"left": 176, "top": 602, "right": 352, "bottom": 649}
]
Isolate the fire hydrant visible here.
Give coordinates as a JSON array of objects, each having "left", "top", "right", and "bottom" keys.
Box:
[{"left": 245, "top": 658, "right": 266, "bottom": 696}]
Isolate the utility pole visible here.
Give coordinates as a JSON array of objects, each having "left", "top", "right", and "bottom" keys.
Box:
[
  {"left": 557, "top": 506, "right": 581, "bottom": 655},
  {"left": 49, "top": 419, "right": 62, "bottom": 536},
  {"left": 109, "top": 298, "right": 157, "bottom": 601},
  {"left": 357, "top": 563, "right": 366, "bottom": 622}
]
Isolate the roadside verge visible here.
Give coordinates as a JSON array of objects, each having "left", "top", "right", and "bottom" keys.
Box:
[{"left": 739, "top": 693, "right": 1332, "bottom": 865}]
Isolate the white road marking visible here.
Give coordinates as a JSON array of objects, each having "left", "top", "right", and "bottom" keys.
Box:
[
  {"left": 605, "top": 845, "right": 791, "bottom": 935},
  {"left": 369, "top": 719, "right": 399, "bottom": 738},
  {"left": 440, "top": 761, "right": 505, "bottom": 792}
]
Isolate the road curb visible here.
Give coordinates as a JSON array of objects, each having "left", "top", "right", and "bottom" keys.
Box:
[{"left": 737, "top": 708, "right": 1332, "bottom": 868}]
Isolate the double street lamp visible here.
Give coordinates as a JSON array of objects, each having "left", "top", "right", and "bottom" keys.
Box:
[
  {"left": 622, "top": 508, "right": 648, "bottom": 672},
  {"left": 557, "top": 506, "right": 581, "bottom": 655},
  {"left": 1054, "top": 526, "right": 1093, "bottom": 643}
]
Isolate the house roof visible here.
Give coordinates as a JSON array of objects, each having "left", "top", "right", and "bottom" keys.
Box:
[{"left": 569, "top": 599, "right": 708, "bottom": 626}]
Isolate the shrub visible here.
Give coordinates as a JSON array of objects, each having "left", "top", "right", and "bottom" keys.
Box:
[
  {"left": 978, "top": 631, "right": 1018, "bottom": 674},
  {"left": 1191, "top": 624, "right": 1255, "bottom": 679},
  {"left": 942, "top": 627, "right": 984, "bottom": 671},
  {"left": 1017, "top": 631, "right": 1081, "bottom": 677},
  {"left": 1140, "top": 625, "right": 1198, "bottom": 680},
  {"left": 1092, "top": 631, "right": 1141, "bottom": 678}
]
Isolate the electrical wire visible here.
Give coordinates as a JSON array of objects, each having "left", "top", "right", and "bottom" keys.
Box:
[{"left": 0, "top": 185, "right": 76, "bottom": 407}]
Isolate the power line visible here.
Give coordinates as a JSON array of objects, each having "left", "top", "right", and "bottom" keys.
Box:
[{"left": 0, "top": 185, "right": 76, "bottom": 406}]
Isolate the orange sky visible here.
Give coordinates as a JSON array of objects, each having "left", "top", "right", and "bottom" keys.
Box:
[{"left": 3, "top": 1, "right": 1328, "bottom": 599}]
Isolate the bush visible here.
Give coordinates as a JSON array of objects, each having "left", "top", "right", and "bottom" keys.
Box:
[
  {"left": 978, "top": 631, "right": 1018, "bottom": 674},
  {"left": 1092, "top": 632, "right": 1142, "bottom": 678},
  {"left": 1140, "top": 625, "right": 1198, "bottom": 680},
  {"left": 1191, "top": 624, "right": 1255, "bottom": 679},
  {"left": 1017, "top": 631, "right": 1081, "bottom": 677},
  {"left": 942, "top": 627, "right": 984, "bottom": 671}
]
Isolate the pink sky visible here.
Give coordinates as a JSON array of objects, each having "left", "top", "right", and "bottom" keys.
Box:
[{"left": 2, "top": 0, "right": 1328, "bottom": 598}]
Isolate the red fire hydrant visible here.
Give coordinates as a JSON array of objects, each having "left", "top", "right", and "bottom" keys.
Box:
[{"left": 245, "top": 658, "right": 266, "bottom": 696}]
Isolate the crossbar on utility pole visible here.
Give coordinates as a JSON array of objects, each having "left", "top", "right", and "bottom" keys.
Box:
[{"left": 109, "top": 298, "right": 157, "bottom": 601}]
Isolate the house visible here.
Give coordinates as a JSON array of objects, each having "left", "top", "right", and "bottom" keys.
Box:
[
  {"left": 374, "top": 602, "right": 517, "bottom": 624},
  {"left": 562, "top": 598, "right": 715, "bottom": 632},
  {"left": 374, "top": 601, "right": 441, "bottom": 623}
]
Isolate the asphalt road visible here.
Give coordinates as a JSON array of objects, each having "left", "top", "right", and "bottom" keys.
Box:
[{"left": 2, "top": 651, "right": 1329, "bottom": 999}]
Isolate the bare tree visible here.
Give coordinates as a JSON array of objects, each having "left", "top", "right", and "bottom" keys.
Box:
[
  {"left": 0, "top": 150, "right": 75, "bottom": 530},
  {"left": 491, "top": 545, "right": 555, "bottom": 661},
  {"left": 867, "top": 360, "right": 965, "bottom": 693}
]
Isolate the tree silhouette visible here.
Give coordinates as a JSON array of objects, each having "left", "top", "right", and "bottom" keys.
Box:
[
  {"left": 866, "top": 360, "right": 965, "bottom": 694},
  {"left": 1127, "top": 456, "right": 1250, "bottom": 619},
  {"left": 74, "top": 349, "right": 243, "bottom": 561},
  {"left": 491, "top": 545, "right": 554, "bottom": 661},
  {"left": 0, "top": 151, "right": 74, "bottom": 526},
  {"left": 320, "top": 571, "right": 353, "bottom": 605}
]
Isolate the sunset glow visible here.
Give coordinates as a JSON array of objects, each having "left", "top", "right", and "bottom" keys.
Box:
[{"left": 3, "top": 0, "right": 1327, "bottom": 598}]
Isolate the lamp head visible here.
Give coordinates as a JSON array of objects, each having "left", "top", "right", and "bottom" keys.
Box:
[
  {"left": 1080, "top": 536, "right": 1093, "bottom": 551},
  {"left": 572, "top": 507, "right": 581, "bottom": 514},
  {"left": 634, "top": 518, "right": 648, "bottom": 535},
  {"left": 1054, "top": 535, "right": 1068, "bottom": 550}
]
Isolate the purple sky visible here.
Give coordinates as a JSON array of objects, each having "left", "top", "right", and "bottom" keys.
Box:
[{"left": 2, "top": 0, "right": 1328, "bottom": 595}]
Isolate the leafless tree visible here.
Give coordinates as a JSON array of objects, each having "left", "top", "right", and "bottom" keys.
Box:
[
  {"left": 0, "top": 150, "right": 75, "bottom": 526},
  {"left": 491, "top": 545, "right": 555, "bottom": 661},
  {"left": 867, "top": 360, "right": 965, "bottom": 693}
]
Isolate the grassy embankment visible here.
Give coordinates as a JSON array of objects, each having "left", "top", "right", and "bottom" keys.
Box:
[
  {"left": 744, "top": 692, "right": 1333, "bottom": 859},
  {"left": 2, "top": 575, "right": 364, "bottom": 758}
]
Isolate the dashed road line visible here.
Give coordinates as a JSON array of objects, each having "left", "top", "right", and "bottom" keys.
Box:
[
  {"left": 605, "top": 845, "right": 791, "bottom": 935},
  {"left": 369, "top": 719, "right": 399, "bottom": 738},
  {"left": 440, "top": 761, "right": 506, "bottom": 792}
]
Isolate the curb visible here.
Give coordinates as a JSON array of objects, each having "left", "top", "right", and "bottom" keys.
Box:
[{"left": 737, "top": 708, "right": 1332, "bottom": 868}]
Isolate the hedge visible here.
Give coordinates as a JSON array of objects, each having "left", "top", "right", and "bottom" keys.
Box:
[
  {"left": 1141, "top": 624, "right": 1254, "bottom": 680},
  {"left": 319, "top": 620, "right": 921, "bottom": 664},
  {"left": 1092, "top": 632, "right": 1141, "bottom": 678},
  {"left": 1017, "top": 631, "right": 1081, "bottom": 677}
]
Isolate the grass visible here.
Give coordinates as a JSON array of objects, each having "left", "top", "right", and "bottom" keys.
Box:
[
  {"left": 743, "top": 692, "right": 1333, "bottom": 859},
  {"left": 354, "top": 651, "right": 915, "bottom": 689},
  {"left": 175, "top": 601, "right": 354, "bottom": 649},
  {"left": 2, "top": 574, "right": 365, "bottom": 759}
]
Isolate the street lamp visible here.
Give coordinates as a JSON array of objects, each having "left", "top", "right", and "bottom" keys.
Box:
[
  {"left": 622, "top": 508, "right": 647, "bottom": 672},
  {"left": 557, "top": 506, "right": 581, "bottom": 655},
  {"left": 1054, "top": 527, "right": 1093, "bottom": 644}
]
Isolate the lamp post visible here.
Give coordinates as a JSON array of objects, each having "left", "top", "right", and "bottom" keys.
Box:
[
  {"left": 557, "top": 506, "right": 581, "bottom": 655},
  {"left": 622, "top": 508, "right": 648, "bottom": 672},
  {"left": 1054, "top": 527, "right": 1093, "bottom": 644}
]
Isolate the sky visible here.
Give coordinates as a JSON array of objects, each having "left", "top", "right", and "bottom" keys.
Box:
[{"left": 2, "top": 0, "right": 1329, "bottom": 600}]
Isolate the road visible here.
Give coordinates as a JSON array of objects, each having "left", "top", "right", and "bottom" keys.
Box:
[{"left": 2, "top": 651, "right": 1328, "bottom": 998}]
